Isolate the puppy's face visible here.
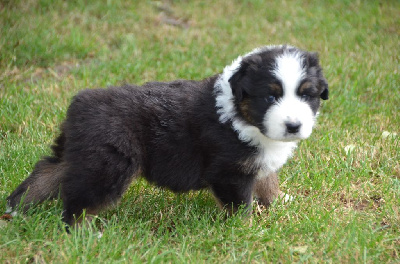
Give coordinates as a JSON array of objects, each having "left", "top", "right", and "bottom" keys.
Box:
[{"left": 229, "top": 47, "right": 328, "bottom": 142}]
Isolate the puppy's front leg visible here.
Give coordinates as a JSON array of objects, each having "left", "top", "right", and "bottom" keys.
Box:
[
  {"left": 211, "top": 180, "right": 254, "bottom": 215},
  {"left": 253, "top": 171, "right": 291, "bottom": 207}
]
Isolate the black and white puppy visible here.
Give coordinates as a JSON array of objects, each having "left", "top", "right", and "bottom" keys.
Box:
[{"left": 6, "top": 45, "right": 328, "bottom": 226}]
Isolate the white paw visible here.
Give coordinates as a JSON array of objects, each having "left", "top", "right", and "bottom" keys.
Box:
[
  {"left": 5, "top": 206, "right": 18, "bottom": 217},
  {"left": 279, "top": 192, "right": 294, "bottom": 204}
]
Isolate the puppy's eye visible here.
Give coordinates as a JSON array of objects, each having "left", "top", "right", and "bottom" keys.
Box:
[
  {"left": 266, "top": 95, "right": 276, "bottom": 103},
  {"left": 301, "top": 94, "right": 311, "bottom": 101}
]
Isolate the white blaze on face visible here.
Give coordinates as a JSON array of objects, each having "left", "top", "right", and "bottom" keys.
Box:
[{"left": 264, "top": 52, "right": 316, "bottom": 141}]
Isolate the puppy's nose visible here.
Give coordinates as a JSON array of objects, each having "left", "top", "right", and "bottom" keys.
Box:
[{"left": 285, "top": 121, "right": 302, "bottom": 134}]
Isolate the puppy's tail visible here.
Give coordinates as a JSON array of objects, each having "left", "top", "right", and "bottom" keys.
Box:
[{"left": 6, "top": 132, "right": 66, "bottom": 215}]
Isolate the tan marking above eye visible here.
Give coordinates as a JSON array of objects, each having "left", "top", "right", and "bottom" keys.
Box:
[
  {"left": 269, "top": 83, "right": 281, "bottom": 93},
  {"left": 299, "top": 81, "right": 312, "bottom": 93}
]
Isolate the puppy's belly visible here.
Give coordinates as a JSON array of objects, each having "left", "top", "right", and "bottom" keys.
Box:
[
  {"left": 144, "top": 171, "right": 207, "bottom": 192},
  {"left": 143, "top": 159, "right": 207, "bottom": 192}
]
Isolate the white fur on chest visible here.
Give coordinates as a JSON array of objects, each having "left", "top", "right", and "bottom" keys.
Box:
[
  {"left": 255, "top": 139, "right": 297, "bottom": 178},
  {"left": 230, "top": 118, "right": 297, "bottom": 174}
]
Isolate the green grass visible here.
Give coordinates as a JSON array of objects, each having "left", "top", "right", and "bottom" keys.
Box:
[{"left": 1, "top": 0, "right": 399, "bottom": 262}]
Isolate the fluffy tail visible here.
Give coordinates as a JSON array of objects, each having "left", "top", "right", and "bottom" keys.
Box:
[{"left": 6, "top": 132, "right": 66, "bottom": 214}]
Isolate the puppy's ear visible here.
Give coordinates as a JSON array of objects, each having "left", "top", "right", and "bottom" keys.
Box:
[
  {"left": 306, "top": 52, "right": 320, "bottom": 68},
  {"left": 306, "top": 52, "right": 329, "bottom": 100},
  {"left": 228, "top": 55, "right": 262, "bottom": 102},
  {"left": 319, "top": 77, "right": 329, "bottom": 100}
]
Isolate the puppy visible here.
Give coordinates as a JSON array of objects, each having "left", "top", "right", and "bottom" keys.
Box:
[{"left": 5, "top": 45, "right": 328, "bottom": 226}]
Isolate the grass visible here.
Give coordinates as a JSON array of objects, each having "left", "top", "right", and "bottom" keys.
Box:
[{"left": 0, "top": 0, "right": 399, "bottom": 262}]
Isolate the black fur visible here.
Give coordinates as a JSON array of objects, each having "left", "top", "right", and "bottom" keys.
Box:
[{"left": 8, "top": 78, "right": 259, "bottom": 225}]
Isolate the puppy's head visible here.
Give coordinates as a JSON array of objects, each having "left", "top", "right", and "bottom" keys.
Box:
[{"left": 228, "top": 46, "right": 328, "bottom": 142}]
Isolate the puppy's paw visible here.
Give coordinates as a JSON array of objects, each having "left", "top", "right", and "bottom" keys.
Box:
[
  {"left": 278, "top": 191, "right": 294, "bottom": 204},
  {"left": 3, "top": 206, "right": 18, "bottom": 219}
]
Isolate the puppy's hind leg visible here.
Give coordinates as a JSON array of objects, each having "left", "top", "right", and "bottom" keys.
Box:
[
  {"left": 60, "top": 151, "right": 140, "bottom": 227},
  {"left": 6, "top": 158, "right": 66, "bottom": 215}
]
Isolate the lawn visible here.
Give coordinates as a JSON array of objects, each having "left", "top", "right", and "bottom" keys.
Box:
[{"left": 0, "top": 0, "right": 399, "bottom": 263}]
